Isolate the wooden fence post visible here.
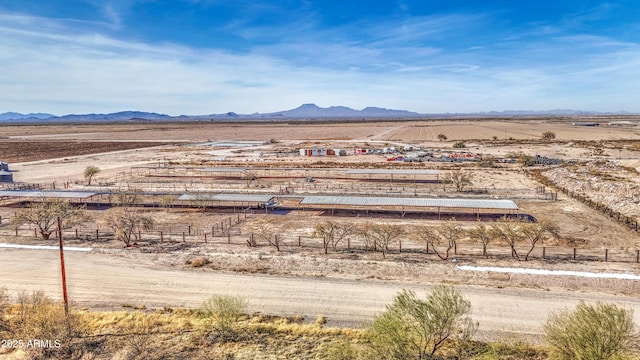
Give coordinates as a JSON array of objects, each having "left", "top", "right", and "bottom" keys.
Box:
[
  {"left": 298, "top": 235, "right": 301, "bottom": 247},
  {"left": 227, "top": 232, "right": 231, "bottom": 244},
  {"left": 182, "top": 232, "right": 185, "bottom": 242},
  {"left": 204, "top": 233, "right": 207, "bottom": 243},
  {"left": 636, "top": 250, "right": 639, "bottom": 264},
  {"left": 160, "top": 231, "right": 163, "bottom": 242},
  {"left": 96, "top": 229, "right": 99, "bottom": 240},
  {"left": 605, "top": 249, "right": 608, "bottom": 262},
  {"left": 542, "top": 246, "right": 546, "bottom": 260},
  {"left": 188, "top": 225, "right": 191, "bottom": 236},
  {"left": 399, "top": 241, "right": 402, "bottom": 253},
  {"left": 75, "top": 228, "right": 78, "bottom": 238},
  {"left": 573, "top": 248, "right": 576, "bottom": 260}
]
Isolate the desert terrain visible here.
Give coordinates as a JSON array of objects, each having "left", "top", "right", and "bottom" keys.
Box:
[{"left": 2, "top": 117, "right": 640, "bottom": 352}]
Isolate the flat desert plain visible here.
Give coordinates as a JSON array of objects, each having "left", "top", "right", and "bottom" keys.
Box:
[{"left": 1, "top": 117, "right": 640, "bottom": 343}]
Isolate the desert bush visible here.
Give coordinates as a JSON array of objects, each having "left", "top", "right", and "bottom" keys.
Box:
[
  {"left": 322, "top": 338, "right": 360, "bottom": 360},
  {"left": 517, "top": 153, "right": 534, "bottom": 166},
  {"left": 0, "top": 287, "right": 8, "bottom": 332},
  {"left": 189, "top": 257, "right": 211, "bottom": 268},
  {"left": 7, "top": 290, "right": 86, "bottom": 359},
  {"left": 544, "top": 301, "right": 639, "bottom": 360},
  {"left": 367, "top": 285, "right": 476, "bottom": 359},
  {"left": 315, "top": 315, "right": 328, "bottom": 327},
  {"left": 201, "top": 295, "right": 247, "bottom": 342},
  {"left": 453, "top": 141, "right": 466, "bottom": 148},
  {"left": 83, "top": 165, "right": 100, "bottom": 185},
  {"left": 541, "top": 131, "right": 556, "bottom": 141}
]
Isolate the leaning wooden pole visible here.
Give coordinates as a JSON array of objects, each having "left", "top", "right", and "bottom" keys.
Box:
[{"left": 57, "top": 217, "right": 69, "bottom": 317}]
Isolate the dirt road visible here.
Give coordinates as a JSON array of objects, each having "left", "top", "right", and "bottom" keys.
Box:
[{"left": 2, "top": 248, "right": 640, "bottom": 343}]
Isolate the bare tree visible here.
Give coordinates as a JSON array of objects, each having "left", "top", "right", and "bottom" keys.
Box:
[
  {"left": 159, "top": 195, "right": 175, "bottom": 211},
  {"left": 247, "top": 220, "right": 283, "bottom": 250},
  {"left": 101, "top": 207, "right": 154, "bottom": 247},
  {"left": 541, "top": 131, "right": 556, "bottom": 141},
  {"left": 521, "top": 220, "right": 559, "bottom": 261},
  {"left": 11, "top": 197, "right": 90, "bottom": 240},
  {"left": 361, "top": 223, "right": 405, "bottom": 258},
  {"left": 243, "top": 171, "right": 258, "bottom": 188},
  {"left": 467, "top": 223, "right": 493, "bottom": 257},
  {"left": 268, "top": 233, "right": 283, "bottom": 251},
  {"left": 447, "top": 170, "right": 473, "bottom": 192},
  {"left": 490, "top": 218, "right": 524, "bottom": 260},
  {"left": 83, "top": 165, "right": 100, "bottom": 186},
  {"left": 313, "top": 221, "right": 354, "bottom": 254},
  {"left": 419, "top": 220, "right": 462, "bottom": 260}
]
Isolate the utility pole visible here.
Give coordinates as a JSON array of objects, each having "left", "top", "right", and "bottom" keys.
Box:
[{"left": 57, "top": 217, "right": 69, "bottom": 316}]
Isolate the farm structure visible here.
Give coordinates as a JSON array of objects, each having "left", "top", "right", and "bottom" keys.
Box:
[
  {"left": 0, "top": 190, "right": 98, "bottom": 207},
  {"left": 299, "top": 148, "right": 348, "bottom": 156},
  {"left": 296, "top": 195, "right": 520, "bottom": 220},
  {"left": 175, "top": 193, "right": 521, "bottom": 221},
  {"left": 132, "top": 166, "right": 441, "bottom": 184},
  {"left": 0, "top": 161, "right": 12, "bottom": 183},
  {"left": 176, "top": 193, "right": 275, "bottom": 212}
]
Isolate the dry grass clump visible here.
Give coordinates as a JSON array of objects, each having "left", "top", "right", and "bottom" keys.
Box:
[
  {"left": 0, "top": 290, "right": 549, "bottom": 360},
  {"left": 187, "top": 256, "right": 211, "bottom": 268}
]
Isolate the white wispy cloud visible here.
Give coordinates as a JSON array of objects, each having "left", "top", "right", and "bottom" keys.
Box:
[{"left": 2, "top": 7, "right": 640, "bottom": 115}]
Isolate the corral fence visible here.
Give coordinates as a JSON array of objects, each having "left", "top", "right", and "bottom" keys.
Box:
[
  {"left": 531, "top": 171, "right": 640, "bottom": 233},
  {"left": 2, "top": 213, "right": 639, "bottom": 264}
]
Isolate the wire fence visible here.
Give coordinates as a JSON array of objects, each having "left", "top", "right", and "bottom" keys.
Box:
[{"left": 2, "top": 215, "right": 639, "bottom": 264}]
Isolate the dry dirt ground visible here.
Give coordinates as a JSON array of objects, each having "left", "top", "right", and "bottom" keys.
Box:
[{"left": 2, "top": 118, "right": 640, "bottom": 345}]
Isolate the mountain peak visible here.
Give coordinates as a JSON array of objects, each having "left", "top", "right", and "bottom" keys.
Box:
[{"left": 297, "top": 103, "right": 320, "bottom": 109}]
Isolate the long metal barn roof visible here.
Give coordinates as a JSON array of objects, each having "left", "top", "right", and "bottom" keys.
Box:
[
  {"left": 177, "top": 194, "right": 274, "bottom": 202},
  {"left": 200, "top": 167, "right": 247, "bottom": 173},
  {"left": 299, "top": 196, "right": 518, "bottom": 210},
  {"left": 0, "top": 191, "right": 97, "bottom": 198},
  {"left": 344, "top": 169, "right": 440, "bottom": 175}
]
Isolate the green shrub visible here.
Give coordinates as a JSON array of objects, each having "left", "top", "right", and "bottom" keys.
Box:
[{"left": 544, "top": 301, "right": 639, "bottom": 360}]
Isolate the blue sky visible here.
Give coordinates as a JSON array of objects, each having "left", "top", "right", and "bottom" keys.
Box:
[{"left": 1, "top": 1, "right": 640, "bottom": 115}]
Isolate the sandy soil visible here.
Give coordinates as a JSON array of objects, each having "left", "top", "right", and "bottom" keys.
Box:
[
  {"left": 1, "top": 248, "right": 640, "bottom": 344},
  {"left": 3, "top": 119, "right": 640, "bottom": 345}
]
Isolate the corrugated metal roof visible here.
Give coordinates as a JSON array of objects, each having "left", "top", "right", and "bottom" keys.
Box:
[
  {"left": 200, "top": 167, "right": 247, "bottom": 173},
  {"left": 0, "top": 191, "right": 97, "bottom": 198},
  {"left": 178, "top": 194, "right": 274, "bottom": 202},
  {"left": 299, "top": 196, "right": 518, "bottom": 210},
  {"left": 345, "top": 169, "right": 440, "bottom": 175}
]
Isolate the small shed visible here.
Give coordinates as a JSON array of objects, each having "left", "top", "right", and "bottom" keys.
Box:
[{"left": 0, "top": 161, "right": 12, "bottom": 182}]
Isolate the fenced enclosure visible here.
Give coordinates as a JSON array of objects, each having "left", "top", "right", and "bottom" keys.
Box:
[{"left": 1, "top": 209, "right": 639, "bottom": 265}]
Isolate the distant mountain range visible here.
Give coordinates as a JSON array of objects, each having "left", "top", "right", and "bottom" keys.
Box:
[{"left": 0, "top": 104, "right": 632, "bottom": 123}]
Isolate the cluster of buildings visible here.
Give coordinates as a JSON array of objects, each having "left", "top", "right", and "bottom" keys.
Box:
[
  {"left": 299, "top": 145, "right": 416, "bottom": 157},
  {"left": 298, "top": 146, "right": 484, "bottom": 163}
]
